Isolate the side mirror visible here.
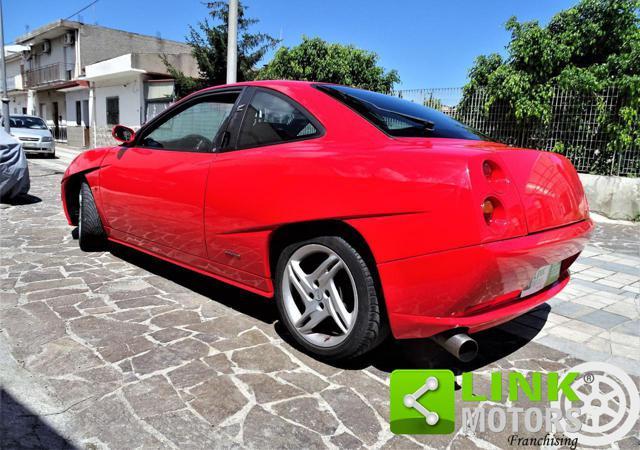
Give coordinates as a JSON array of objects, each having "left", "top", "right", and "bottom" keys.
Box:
[{"left": 112, "top": 125, "right": 135, "bottom": 143}]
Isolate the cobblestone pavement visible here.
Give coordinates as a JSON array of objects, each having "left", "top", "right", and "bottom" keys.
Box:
[{"left": 1, "top": 153, "right": 638, "bottom": 449}]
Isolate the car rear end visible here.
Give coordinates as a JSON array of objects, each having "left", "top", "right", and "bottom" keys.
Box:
[
  {"left": 380, "top": 144, "right": 593, "bottom": 340},
  {"left": 313, "top": 83, "right": 593, "bottom": 342}
]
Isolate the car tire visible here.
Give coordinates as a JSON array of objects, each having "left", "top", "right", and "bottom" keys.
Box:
[
  {"left": 275, "top": 236, "right": 388, "bottom": 360},
  {"left": 78, "top": 181, "right": 106, "bottom": 251}
]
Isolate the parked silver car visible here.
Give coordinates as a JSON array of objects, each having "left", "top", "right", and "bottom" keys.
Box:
[{"left": 6, "top": 115, "right": 56, "bottom": 157}]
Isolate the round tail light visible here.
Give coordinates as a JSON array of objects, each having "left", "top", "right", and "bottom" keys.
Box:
[
  {"left": 482, "top": 198, "right": 495, "bottom": 223},
  {"left": 482, "top": 161, "right": 493, "bottom": 178}
]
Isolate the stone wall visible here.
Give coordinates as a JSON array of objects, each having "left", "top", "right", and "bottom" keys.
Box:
[
  {"left": 79, "top": 25, "right": 191, "bottom": 69},
  {"left": 579, "top": 174, "right": 640, "bottom": 221},
  {"left": 66, "top": 126, "right": 87, "bottom": 148},
  {"left": 92, "top": 126, "right": 140, "bottom": 148}
]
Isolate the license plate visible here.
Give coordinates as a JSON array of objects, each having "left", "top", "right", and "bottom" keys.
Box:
[{"left": 521, "top": 262, "right": 561, "bottom": 297}]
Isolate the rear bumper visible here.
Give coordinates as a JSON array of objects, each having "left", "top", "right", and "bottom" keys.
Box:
[{"left": 379, "top": 219, "right": 593, "bottom": 339}]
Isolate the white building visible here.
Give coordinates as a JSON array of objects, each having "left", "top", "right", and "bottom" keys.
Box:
[{"left": 5, "top": 20, "right": 198, "bottom": 147}]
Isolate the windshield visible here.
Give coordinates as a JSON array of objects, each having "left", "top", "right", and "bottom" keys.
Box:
[
  {"left": 316, "top": 84, "right": 490, "bottom": 141},
  {"left": 9, "top": 116, "right": 48, "bottom": 130}
]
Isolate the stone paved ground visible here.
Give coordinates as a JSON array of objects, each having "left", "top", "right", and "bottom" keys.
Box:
[
  {"left": 503, "top": 222, "right": 640, "bottom": 377},
  {"left": 1, "top": 151, "right": 638, "bottom": 449}
]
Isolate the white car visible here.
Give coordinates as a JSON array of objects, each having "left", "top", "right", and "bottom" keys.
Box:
[{"left": 6, "top": 115, "right": 56, "bottom": 157}]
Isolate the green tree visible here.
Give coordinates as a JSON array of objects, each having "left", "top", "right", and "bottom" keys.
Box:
[
  {"left": 259, "top": 36, "right": 400, "bottom": 93},
  {"left": 166, "top": 1, "right": 278, "bottom": 97},
  {"left": 462, "top": 0, "right": 639, "bottom": 175},
  {"left": 423, "top": 94, "right": 444, "bottom": 110}
]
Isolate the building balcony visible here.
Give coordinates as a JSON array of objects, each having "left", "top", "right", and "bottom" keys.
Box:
[
  {"left": 7, "top": 74, "right": 23, "bottom": 91},
  {"left": 25, "top": 63, "right": 75, "bottom": 89}
]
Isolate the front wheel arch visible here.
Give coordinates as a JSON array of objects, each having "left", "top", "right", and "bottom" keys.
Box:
[{"left": 63, "top": 174, "right": 84, "bottom": 225}]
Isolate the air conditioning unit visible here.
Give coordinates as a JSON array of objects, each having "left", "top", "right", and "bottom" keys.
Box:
[
  {"left": 64, "top": 31, "right": 75, "bottom": 46},
  {"left": 42, "top": 40, "right": 51, "bottom": 54}
]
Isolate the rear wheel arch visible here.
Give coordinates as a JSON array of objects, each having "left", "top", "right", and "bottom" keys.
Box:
[
  {"left": 269, "top": 221, "right": 390, "bottom": 359},
  {"left": 269, "top": 220, "right": 377, "bottom": 279},
  {"left": 268, "top": 221, "right": 388, "bottom": 320}
]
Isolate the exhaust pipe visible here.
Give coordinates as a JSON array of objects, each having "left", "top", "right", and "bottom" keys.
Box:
[{"left": 431, "top": 331, "right": 478, "bottom": 362}]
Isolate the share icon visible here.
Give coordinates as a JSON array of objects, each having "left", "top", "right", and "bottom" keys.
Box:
[{"left": 402, "top": 376, "right": 440, "bottom": 425}]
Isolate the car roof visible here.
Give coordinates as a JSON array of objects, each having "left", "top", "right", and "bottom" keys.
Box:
[
  {"left": 205, "top": 80, "right": 316, "bottom": 89},
  {"left": 196, "top": 79, "right": 339, "bottom": 95},
  {"left": 10, "top": 114, "right": 44, "bottom": 119}
]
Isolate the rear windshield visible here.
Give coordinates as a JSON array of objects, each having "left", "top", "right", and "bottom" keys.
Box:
[{"left": 316, "top": 84, "right": 489, "bottom": 140}]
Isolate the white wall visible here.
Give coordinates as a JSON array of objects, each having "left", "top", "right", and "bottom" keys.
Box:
[
  {"left": 93, "top": 74, "right": 144, "bottom": 127},
  {"left": 5, "top": 58, "right": 24, "bottom": 91},
  {"left": 30, "top": 34, "right": 76, "bottom": 72},
  {"left": 64, "top": 89, "right": 90, "bottom": 126},
  {"left": 8, "top": 93, "right": 28, "bottom": 115},
  {"left": 35, "top": 90, "right": 67, "bottom": 127}
]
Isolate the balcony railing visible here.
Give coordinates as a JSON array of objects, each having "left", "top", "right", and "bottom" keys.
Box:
[{"left": 25, "top": 63, "right": 75, "bottom": 88}]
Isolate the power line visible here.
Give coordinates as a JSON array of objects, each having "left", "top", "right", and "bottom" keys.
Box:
[{"left": 65, "top": 0, "right": 99, "bottom": 21}]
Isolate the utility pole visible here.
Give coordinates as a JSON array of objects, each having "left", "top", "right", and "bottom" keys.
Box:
[
  {"left": 0, "top": 0, "right": 10, "bottom": 132},
  {"left": 226, "top": 0, "right": 238, "bottom": 84}
]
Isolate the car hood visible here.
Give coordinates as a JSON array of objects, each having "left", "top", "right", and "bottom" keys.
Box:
[{"left": 10, "top": 128, "right": 52, "bottom": 139}]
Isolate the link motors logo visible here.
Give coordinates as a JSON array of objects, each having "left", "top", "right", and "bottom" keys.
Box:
[
  {"left": 390, "top": 362, "right": 639, "bottom": 448},
  {"left": 550, "top": 361, "right": 639, "bottom": 447}
]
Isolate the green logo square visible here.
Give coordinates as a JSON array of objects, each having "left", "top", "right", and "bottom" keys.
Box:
[{"left": 390, "top": 370, "right": 455, "bottom": 434}]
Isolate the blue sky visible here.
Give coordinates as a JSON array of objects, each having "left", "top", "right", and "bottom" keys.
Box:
[{"left": 4, "top": 0, "right": 577, "bottom": 89}]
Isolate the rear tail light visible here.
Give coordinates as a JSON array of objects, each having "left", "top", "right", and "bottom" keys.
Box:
[
  {"left": 482, "top": 198, "right": 495, "bottom": 223},
  {"left": 482, "top": 196, "right": 507, "bottom": 225},
  {"left": 482, "top": 161, "right": 493, "bottom": 178},
  {"left": 481, "top": 160, "right": 507, "bottom": 184}
]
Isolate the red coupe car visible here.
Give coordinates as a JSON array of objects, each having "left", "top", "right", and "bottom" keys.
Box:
[{"left": 62, "top": 81, "right": 592, "bottom": 360}]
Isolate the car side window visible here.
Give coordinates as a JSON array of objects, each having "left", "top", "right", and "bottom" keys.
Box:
[
  {"left": 237, "top": 90, "right": 319, "bottom": 148},
  {"left": 141, "top": 92, "right": 239, "bottom": 152}
]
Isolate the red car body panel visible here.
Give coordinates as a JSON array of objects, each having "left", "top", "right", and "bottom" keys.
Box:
[
  {"left": 61, "top": 80, "right": 592, "bottom": 340},
  {"left": 99, "top": 148, "right": 212, "bottom": 258},
  {"left": 381, "top": 219, "right": 591, "bottom": 338}
]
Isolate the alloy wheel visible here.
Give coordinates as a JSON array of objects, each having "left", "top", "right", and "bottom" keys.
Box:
[
  {"left": 281, "top": 244, "right": 358, "bottom": 347},
  {"left": 78, "top": 190, "right": 83, "bottom": 236}
]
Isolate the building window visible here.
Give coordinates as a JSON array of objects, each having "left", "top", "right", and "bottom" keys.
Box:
[
  {"left": 106, "top": 97, "right": 119, "bottom": 125},
  {"left": 76, "top": 101, "right": 82, "bottom": 126},
  {"left": 145, "top": 101, "right": 171, "bottom": 122}
]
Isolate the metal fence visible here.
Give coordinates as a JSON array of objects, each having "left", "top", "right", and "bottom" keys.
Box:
[{"left": 394, "top": 87, "right": 639, "bottom": 176}]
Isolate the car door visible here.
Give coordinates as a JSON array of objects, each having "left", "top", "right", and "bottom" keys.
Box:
[
  {"left": 99, "top": 89, "right": 242, "bottom": 263},
  {"left": 203, "top": 88, "right": 325, "bottom": 286}
]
